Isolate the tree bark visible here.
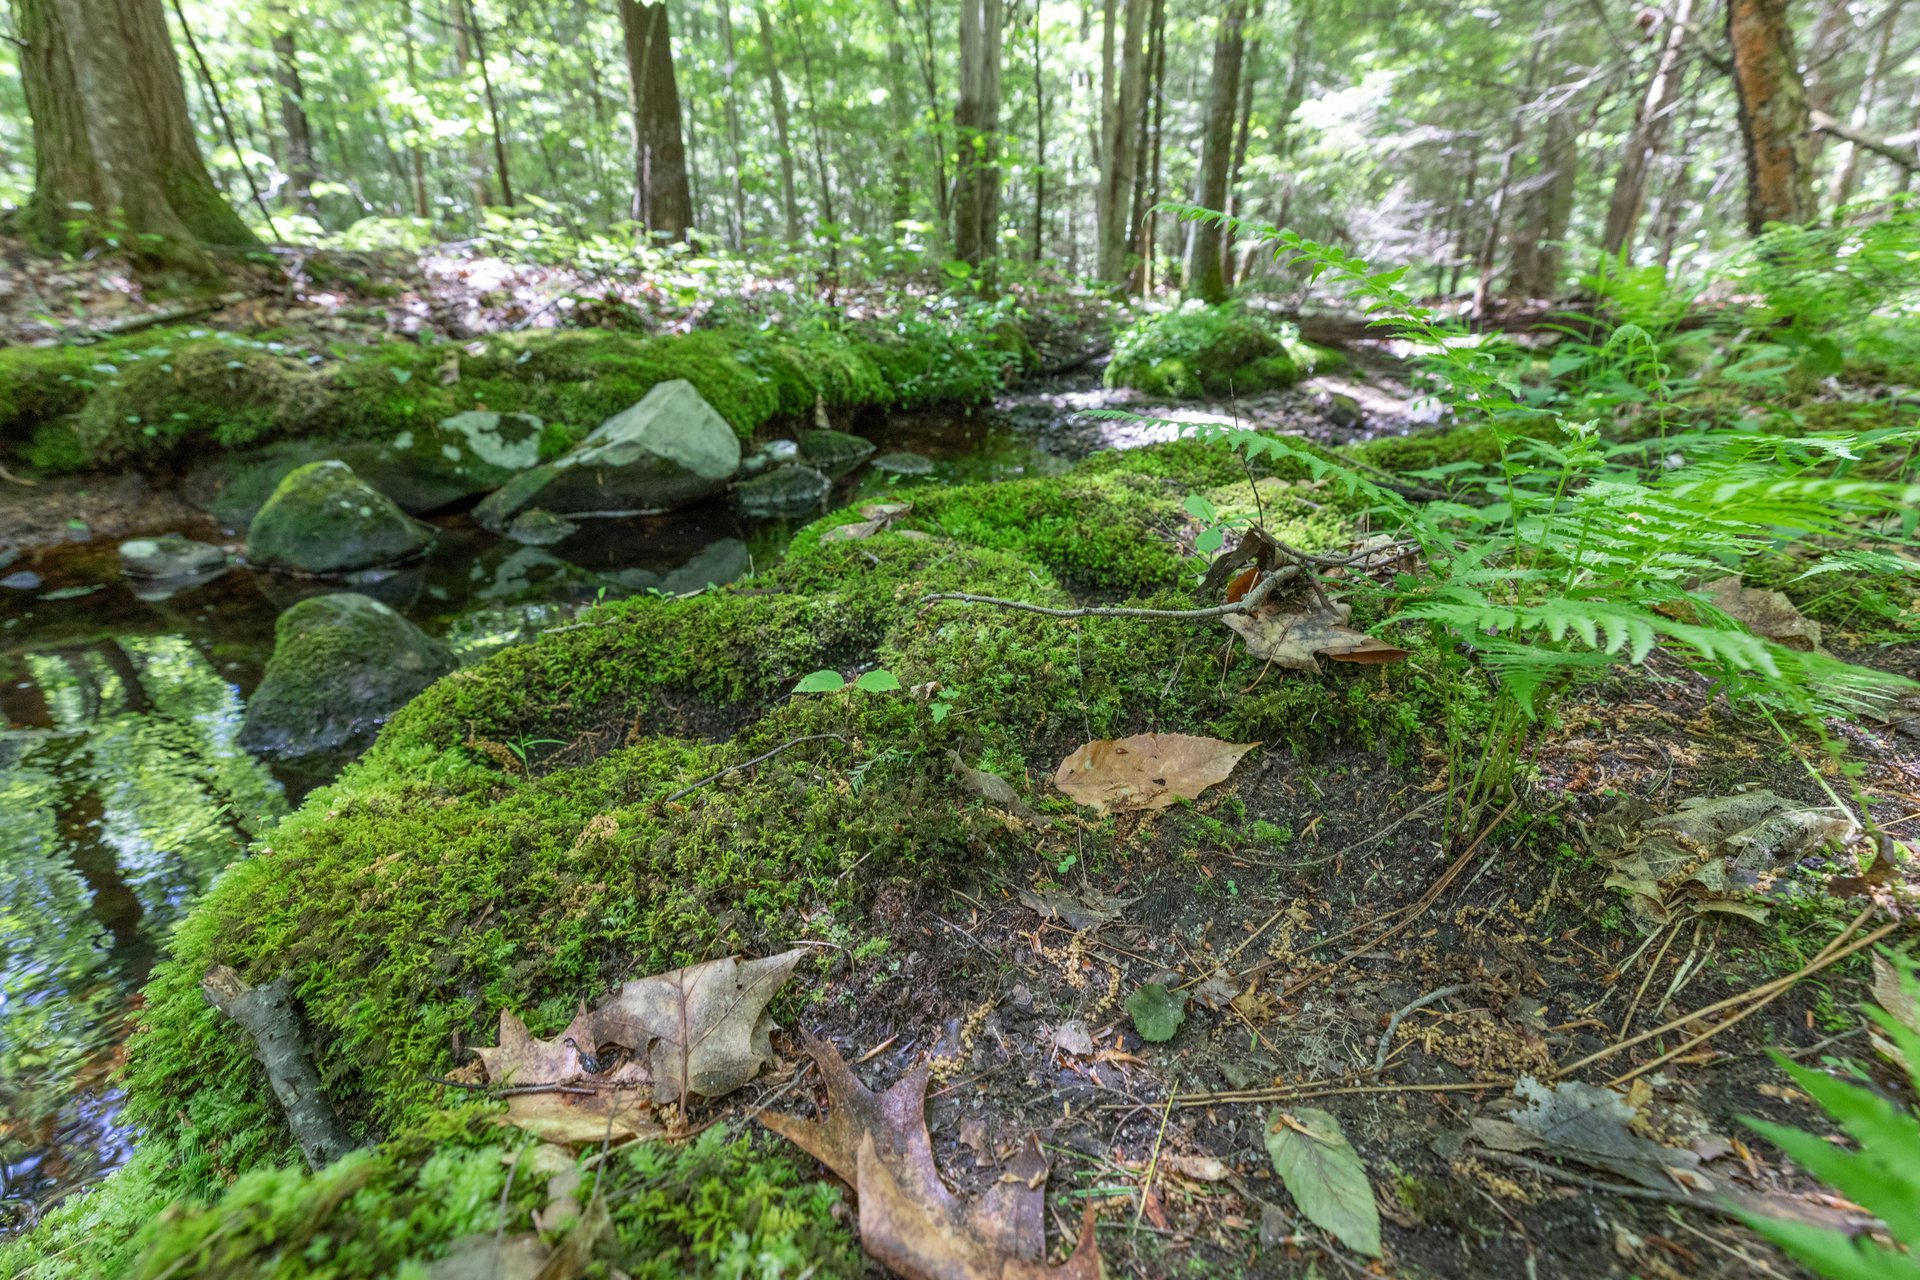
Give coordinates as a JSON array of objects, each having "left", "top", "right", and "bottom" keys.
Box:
[
  {"left": 1184, "top": 0, "right": 1247, "bottom": 304},
  {"left": 1728, "top": 0, "right": 1818, "bottom": 232},
  {"left": 1029, "top": 1, "right": 1046, "bottom": 261},
  {"left": 269, "top": 22, "right": 318, "bottom": 214},
  {"left": 716, "top": 1, "right": 748, "bottom": 248},
  {"left": 1600, "top": 0, "right": 1695, "bottom": 258},
  {"left": 14, "top": 0, "right": 257, "bottom": 266},
  {"left": 620, "top": 0, "right": 691, "bottom": 238},
  {"left": 1508, "top": 107, "right": 1578, "bottom": 299},
  {"left": 755, "top": 2, "right": 802, "bottom": 247},
  {"left": 1095, "top": 0, "right": 1146, "bottom": 286},
  {"left": 1221, "top": 0, "right": 1264, "bottom": 289},
  {"left": 953, "top": 0, "right": 1004, "bottom": 266},
  {"left": 1131, "top": 0, "right": 1166, "bottom": 294}
]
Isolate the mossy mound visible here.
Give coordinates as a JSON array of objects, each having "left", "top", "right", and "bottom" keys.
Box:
[
  {"left": 1105, "top": 302, "right": 1303, "bottom": 399},
  {"left": 1351, "top": 423, "right": 1504, "bottom": 474},
  {"left": 70, "top": 341, "right": 324, "bottom": 469},
  {"left": 246, "top": 460, "right": 435, "bottom": 573},
  {"left": 8, "top": 440, "right": 1480, "bottom": 1279}
]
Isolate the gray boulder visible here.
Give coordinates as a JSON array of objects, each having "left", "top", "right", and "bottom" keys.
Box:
[
  {"left": 505, "top": 508, "right": 579, "bottom": 547},
  {"left": 733, "top": 465, "right": 831, "bottom": 518},
  {"left": 475, "top": 380, "right": 741, "bottom": 526},
  {"left": 119, "top": 534, "right": 227, "bottom": 579},
  {"left": 340, "top": 411, "right": 547, "bottom": 512},
  {"left": 247, "top": 460, "right": 435, "bottom": 574},
  {"left": 738, "top": 439, "right": 800, "bottom": 480},
  {"left": 239, "top": 593, "right": 457, "bottom": 763}
]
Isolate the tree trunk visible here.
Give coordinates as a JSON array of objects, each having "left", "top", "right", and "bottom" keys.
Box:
[
  {"left": 1029, "top": 1, "right": 1046, "bottom": 261},
  {"left": 1827, "top": 0, "right": 1904, "bottom": 209},
  {"left": 1131, "top": 0, "right": 1166, "bottom": 294},
  {"left": 1728, "top": 0, "right": 1818, "bottom": 232},
  {"left": 755, "top": 2, "right": 802, "bottom": 246},
  {"left": 619, "top": 0, "right": 690, "bottom": 238},
  {"left": 14, "top": 0, "right": 257, "bottom": 266},
  {"left": 953, "top": 0, "right": 1003, "bottom": 266},
  {"left": 401, "top": 1, "right": 431, "bottom": 220},
  {"left": 1184, "top": 0, "right": 1246, "bottom": 304},
  {"left": 1221, "top": 0, "right": 1264, "bottom": 289},
  {"left": 1095, "top": 0, "right": 1146, "bottom": 286},
  {"left": 1600, "top": 0, "right": 1695, "bottom": 258},
  {"left": 1508, "top": 107, "right": 1577, "bottom": 299},
  {"left": 463, "top": 0, "right": 513, "bottom": 208},
  {"left": 270, "top": 22, "right": 318, "bottom": 215},
  {"left": 718, "top": 3, "right": 748, "bottom": 248}
]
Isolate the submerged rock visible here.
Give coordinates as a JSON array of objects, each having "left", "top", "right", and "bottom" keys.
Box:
[
  {"left": 505, "top": 508, "right": 579, "bottom": 547},
  {"left": 738, "top": 438, "right": 800, "bottom": 480},
  {"left": 118, "top": 534, "right": 227, "bottom": 579},
  {"left": 797, "top": 429, "right": 877, "bottom": 478},
  {"left": 871, "top": 450, "right": 935, "bottom": 476},
  {"left": 239, "top": 593, "right": 456, "bottom": 763},
  {"left": 733, "top": 464, "right": 832, "bottom": 518},
  {"left": 247, "top": 460, "right": 435, "bottom": 575},
  {"left": 475, "top": 379, "right": 741, "bottom": 526},
  {"left": 341, "top": 411, "right": 547, "bottom": 512},
  {"left": 605, "top": 538, "right": 750, "bottom": 596}
]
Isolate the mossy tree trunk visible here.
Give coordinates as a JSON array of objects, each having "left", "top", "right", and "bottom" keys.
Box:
[
  {"left": 1728, "top": 0, "right": 1818, "bottom": 233},
  {"left": 952, "top": 0, "right": 1003, "bottom": 268},
  {"left": 620, "top": 0, "right": 692, "bottom": 241},
  {"left": 13, "top": 0, "right": 258, "bottom": 267},
  {"left": 1183, "top": 0, "right": 1245, "bottom": 305}
]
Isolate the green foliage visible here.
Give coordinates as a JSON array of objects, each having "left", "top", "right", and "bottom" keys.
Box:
[
  {"left": 1126, "top": 983, "right": 1187, "bottom": 1042},
  {"left": 1105, "top": 301, "right": 1303, "bottom": 399},
  {"left": 1737, "top": 949, "right": 1920, "bottom": 1280}
]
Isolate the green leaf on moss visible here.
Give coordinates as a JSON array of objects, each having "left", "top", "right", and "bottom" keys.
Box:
[
  {"left": 794, "top": 670, "right": 846, "bottom": 694},
  {"left": 854, "top": 669, "right": 901, "bottom": 693}
]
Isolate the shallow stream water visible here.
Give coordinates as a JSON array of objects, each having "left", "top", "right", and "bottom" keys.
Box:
[{"left": 0, "top": 405, "right": 1073, "bottom": 1227}]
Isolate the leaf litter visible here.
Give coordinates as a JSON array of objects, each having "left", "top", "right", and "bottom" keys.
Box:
[{"left": 1053, "top": 733, "right": 1255, "bottom": 814}]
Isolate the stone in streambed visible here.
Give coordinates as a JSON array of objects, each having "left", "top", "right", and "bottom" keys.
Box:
[
  {"left": 733, "top": 465, "right": 831, "bottom": 518},
  {"left": 475, "top": 380, "right": 740, "bottom": 526},
  {"left": 505, "top": 508, "right": 579, "bottom": 547},
  {"left": 247, "top": 460, "right": 435, "bottom": 574},
  {"left": 239, "top": 593, "right": 456, "bottom": 763},
  {"left": 341, "top": 411, "right": 548, "bottom": 512},
  {"left": 118, "top": 534, "right": 227, "bottom": 579},
  {"left": 797, "top": 429, "right": 876, "bottom": 478},
  {"left": 871, "top": 450, "right": 935, "bottom": 476}
]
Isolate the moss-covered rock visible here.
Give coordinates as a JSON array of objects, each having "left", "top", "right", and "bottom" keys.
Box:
[
  {"left": 341, "top": 410, "right": 547, "bottom": 513},
  {"left": 247, "top": 460, "right": 435, "bottom": 574},
  {"left": 1105, "top": 302, "right": 1303, "bottom": 398},
  {"left": 1351, "top": 423, "right": 1503, "bottom": 473},
  {"left": 72, "top": 341, "right": 324, "bottom": 467},
  {"left": 796, "top": 428, "right": 876, "bottom": 477},
  {"left": 238, "top": 592, "right": 457, "bottom": 763},
  {"left": 733, "top": 463, "right": 832, "bottom": 518}
]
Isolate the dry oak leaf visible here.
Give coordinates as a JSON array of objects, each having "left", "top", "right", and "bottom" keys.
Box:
[
  {"left": 760, "top": 1032, "right": 1103, "bottom": 1280},
  {"left": 1701, "top": 575, "right": 1823, "bottom": 652},
  {"left": 1223, "top": 600, "right": 1410, "bottom": 673},
  {"left": 1053, "top": 733, "right": 1255, "bottom": 815},
  {"left": 471, "top": 1008, "right": 655, "bottom": 1146}
]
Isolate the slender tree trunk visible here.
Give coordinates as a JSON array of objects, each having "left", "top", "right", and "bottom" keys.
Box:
[
  {"left": 1095, "top": 0, "right": 1146, "bottom": 286},
  {"left": 885, "top": 24, "right": 914, "bottom": 235},
  {"left": 1184, "top": 0, "right": 1246, "bottom": 304},
  {"left": 754, "top": 2, "right": 802, "bottom": 246},
  {"left": 448, "top": 0, "right": 490, "bottom": 212},
  {"left": 1030, "top": 1, "right": 1046, "bottom": 261},
  {"left": 1728, "top": 0, "right": 1818, "bottom": 232},
  {"left": 953, "top": 0, "right": 1004, "bottom": 266},
  {"left": 269, "top": 22, "right": 319, "bottom": 215},
  {"left": 1509, "top": 107, "right": 1578, "bottom": 298},
  {"left": 1131, "top": 0, "right": 1166, "bottom": 294},
  {"left": 619, "top": 0, "right": 690, "bottom": 238},
  {"left": 1600, "top": 0, "right": 1694, "bottom": 258},
  {"left": 790, "top": 4, "right": 839, "bottom": 275},
  {"left": 1802, "top": 0, "right": 1852, "bottom": 161},
  {"left": 401, "top": 3, "right": 431, "bottom": 220},
  {"left": 1827, "top": 0, "right": 1904, "bottom": 209},
  {"left": 15, "top": 0, "right": 257, "bottom": 266},
  {"left": 463, "top": 0, "right": 513, "bottom": 207},
  {"left": 718, "top": 0, "right": 749, "bottom": 247},
  {"left": 1221, "top": 0, "right": 1263, "bottom": 289}
]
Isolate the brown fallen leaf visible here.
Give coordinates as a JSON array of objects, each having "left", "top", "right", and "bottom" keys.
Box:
[
  {"left": 1222, "top": 601, "right": 1410, "bottom": 673},
  {"left": 1053, "top": 733, "right": 1255, "bottom": 815},
  {"left": 821, "top": 502, "right": 915, "bottom": 543},
  {"left": 949, "top": 749, "right": 1040, "bottom": 822},
  {"left": 761, "top": 1033, "right": 1103, "bottom": 1280},
  {"left": 1701, "top": 576, "right": 1823, "bottom": 651}
]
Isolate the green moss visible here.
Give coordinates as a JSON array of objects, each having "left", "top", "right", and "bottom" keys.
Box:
[
  {"left": 1350, "top": 423, "right": 1504, "bottom": 473},
  {"left": 245, "top": 461, "right": 434, "bottom": 573},
  {"left": 70, "top": 340, "right": 323, "bottom": 467},
  {"left": 0, "top": 343, "right": 98, "bottom": 457},
  {"left": 1105, "top": 302, "right": 1303, "bottom": 398}
]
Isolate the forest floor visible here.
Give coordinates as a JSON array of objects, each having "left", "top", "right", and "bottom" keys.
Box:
[{"left": 2, "top": 244, "right": 1918, "bottom": 1279}]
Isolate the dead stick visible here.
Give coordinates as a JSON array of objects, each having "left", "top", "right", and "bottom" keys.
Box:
[
  {"left": 921, "top": 564, "right": 1299, "bottom": 621},
  {"left": 202, "top": 965, "right": 355, "bottom": 1169},
  {"left": 1165, "top": 1079, "right": 1509, "bottom": 1108},
  {"left": 1371, "top": 984, "right": 1470, "bottom": 1076}
]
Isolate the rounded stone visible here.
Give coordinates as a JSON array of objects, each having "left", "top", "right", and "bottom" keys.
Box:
[
  {"left": 871, "top": 450, "right": 935, "bottom": 476},
  {"left": 118, "top": 534, "right": 228, "bottom": 579},
  {"left": 733, "top": 465, "right": 832, "bottom": 519},
  {"left": 247, "top": 460, "right": 434, "bottom": 575}
]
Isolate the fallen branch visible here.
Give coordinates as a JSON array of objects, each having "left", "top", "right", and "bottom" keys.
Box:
[
  {"left": 1371, "top": 984, "right": 1470, "bottom": 1076},
  {"left": 660, "top": 733, "right": 847, "bottom": 804},
  {"left": 202, "top": 964, "right": 355, "bottom": 1169},
  {"left": 921, "top": 563, "right": 1298, "bottom": 621}
]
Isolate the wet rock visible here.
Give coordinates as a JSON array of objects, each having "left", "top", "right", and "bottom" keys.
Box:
[
  {"left": 798, "top": 429, "right": 876, "bottom": 478},
  {"left": 733, "top": 464, "right": 831, "bottom": 518},
  {"left": 871, "top": 450, "right": 935, "bottom": 476},
  {"left": 118, "top": 534, "right": 227, "bottom": 579},
  {"left": 737, "top": 438, "right": 800, "bottom": 480},
  {"left": 474, "top": 379, "right": 741, "bottom": 526},
  {"left": 505, "top": 508, "right": 578, "bottom": 547},
  {"left": 2, "top": 569, "right": 41, "bottom": 591},
  {"left": 340, "top": 411, "right": 547, "bottom": 512},
  {"left": 240, "top": 593, "right": 456, "bottom": 763},
  {"left": 605, "top": 538, "right": 749, "bottom": 596},
  {"left": 1319, "top": 391, "right": 1363, "bottom": 430},
  {"left": 247, "top": 460, "right": 435, "bottom": 575}
]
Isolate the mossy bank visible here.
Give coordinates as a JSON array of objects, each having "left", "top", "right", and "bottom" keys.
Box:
[{"left": 0, "top": 434, "right": 1489, "bottom": 1279}]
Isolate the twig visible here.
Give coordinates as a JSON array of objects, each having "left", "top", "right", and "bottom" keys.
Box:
[
  {"left": 1164, "top": 1079, "right": 1509, "bottom": 1108},
  {"left": 1135, "top": 1089, "right": 1176, "bottom": 1228},
  {"left": 661, "top": 734, "right": 846, "bottom": 804},
  {"left": 0, "top": 463, "right": 35, "bottom": 487},
  {"left": 202, "top": 965, "right": 355, "bottom": 1170},
  {"left": 1371, "top": 984, "right": 1469, "bottom": 1076},
  {"left": 1466, "top": 1147, "right": 1741, "bottom": 1216},
  {"left": 921, "top": 564, "right": 1298, "bottom": 621},
  {"left": 1617, "top": 919, "right": 1680, "bottom": 1037}
]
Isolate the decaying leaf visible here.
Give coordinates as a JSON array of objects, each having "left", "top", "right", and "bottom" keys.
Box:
[
  {"left": 1191, "top": 970, "right": 1240, "bottom": 1012},
  {"left": 1701, "top": 576, "right": 1823, "bottom": 652},
  {"left": 822, "top": 502, "right": 914, "bottom": 543},
  {"left": 470, "top": 949, "right": 804, "bottom": 1142},
  {"left": 1162, "top": 1154, "right": 1230, "bottom": 1183},
  {"left": 1053, "top": 733, "right": 1255, "bottom": 814},
  {"left": 1471, "top": 1077, "right": 1704, "bottom": 1193},
  {"left": 761, "top": 1033, "right": 1104, "bottom": 1280},
  {"left": 1582, "top": 792, "right": 1859, "bottom": 929},
  {"left": 950, "top": 750, "right": 1040, "bottom": 822},
  {"left": 1222, "top": 600, "right": 1410, "bottom": 674},
  {"left": 1869, "top": 952, "right": 1920, "bottom": 1081},
  {"left": 1051, "top": 1020, "right": 1095, "bottom": 1057},
  {"left": 1014, "top": 883, "right": 1137, "bottom": 932},
  {"left": 1263, "top": 1108, "right": 1381, "bottom": 1258}
]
